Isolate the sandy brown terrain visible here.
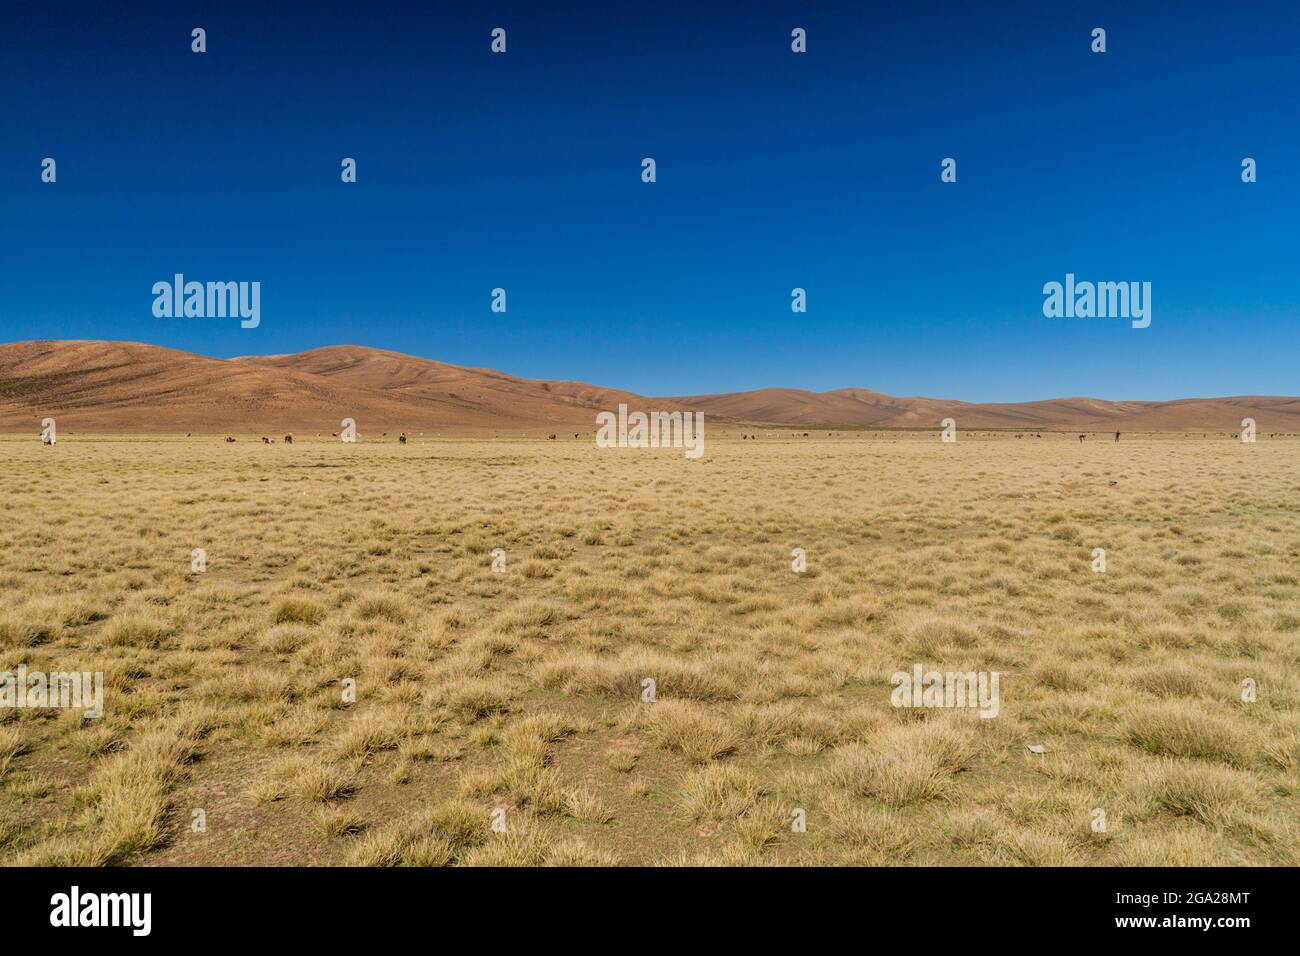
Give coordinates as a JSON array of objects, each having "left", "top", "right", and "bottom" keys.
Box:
[
  {"left": 1, "top": 340, "right": 1298, "bottom": 435},
  {"left": 0, "top": 341, "right": 652, "bottom": 435},
  {"left": 666, "top": 387, "right": 1300, "bottom": 432}
]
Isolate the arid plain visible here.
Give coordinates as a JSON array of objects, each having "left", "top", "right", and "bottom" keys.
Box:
[{"left": 2, "top": 431, "right": 1297, "bottom": 866}]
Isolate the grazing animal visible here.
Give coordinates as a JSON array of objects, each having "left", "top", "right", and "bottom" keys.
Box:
[
  {"left": 548, "top": 434, "right": 556, "bottom": 440},
  {"left": 399, "top": 433, "right": 407, "bottom": 445},
  {"left": 261, "top": 436, "right": 270, "bottom": 444},
  {"left": 225, "top": 437, "right": 236, "bottom": 443},
  {"left": 1078, "top": 434, "right": 1086, "bottom": 443},
  {"left": 284, "top": 434, "right": 293, "bottom": 444}
]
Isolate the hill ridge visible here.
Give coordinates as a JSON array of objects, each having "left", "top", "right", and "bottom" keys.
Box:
[{"left": 2, "top": 340, "right": 1298, "bottom": 433}]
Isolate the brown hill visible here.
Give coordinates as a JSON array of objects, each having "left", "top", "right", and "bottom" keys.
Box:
[
  {"left": 232, "top": 345, "right": 656, "bottom": 426},
  {"left": 664, "top": 387, "right": 1300, "bottom": 432},
  {"left": 1, "top": 340, "right": 1297, "bottom": 433},
  {"left": 0, "top": 341, "right": 650, "bottom": 434}
]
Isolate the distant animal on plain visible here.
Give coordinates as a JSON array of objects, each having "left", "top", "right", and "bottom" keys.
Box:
[
  {"left": 1115, "top": 432, "right": 1121, "bottom": 442},
  {"left": 284, "top": 435, "right": 293, "bottom": 444},
  {"left": 548, "top": 434, "right": 556, "bottom": 440},
  {"left": 399, "top": 434, "right": 407, "bottom": 445},
  {"left": 1078, "top": 434, "right": 1086, "bottom": 443},
  {"left": 225, "top": 437, "right": 236, "bottom": 443},
  {"left": 261, "top": 437, "right": 270, "bottom": 444}
]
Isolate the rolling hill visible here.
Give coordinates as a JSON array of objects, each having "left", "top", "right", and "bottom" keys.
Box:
[{"left": 1, "top": 340, "right": 1297, "bottom": 433}]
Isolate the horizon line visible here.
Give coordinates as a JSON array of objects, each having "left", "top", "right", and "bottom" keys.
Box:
[{"left": 4, "top": 338, "right": 1297, "bottom": 407}]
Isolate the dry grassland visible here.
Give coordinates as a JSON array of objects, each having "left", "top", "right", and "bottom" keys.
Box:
[{"left": 1, "top": 432, "right": 1297, "bottom": 866}]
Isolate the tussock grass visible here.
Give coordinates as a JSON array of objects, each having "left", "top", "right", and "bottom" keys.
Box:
[
  {"left": 0, "top": 726, "right": 29, "bottom": 779},
  {"left": 3, "top": 434, "right": 1297, "bottom": 865},
  {"left": 647, "top": 700, "right": 739, "bottom": 763},
  {"left": 1125, "top": 704, "right": 1254, "bottom": 766},
  {"left": 1132, "top": 758, "right": 1263, "bottom": 826},
  {"left": 347, "top": 800, "right": 487, "bottom": 866},
  {"left": 829, "top": 720, "right": 978, "bottom": 807},
  {"left": 270, "top": 597, "right": 327, "bottom": 625}
]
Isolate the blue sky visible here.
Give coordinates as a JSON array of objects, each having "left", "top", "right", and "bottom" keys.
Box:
[{"left": 3, "top": 1, "right": 1297, "bottom": 401}]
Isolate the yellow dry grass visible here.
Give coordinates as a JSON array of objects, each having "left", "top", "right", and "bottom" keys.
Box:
[{"left": 1, "top": 432, "right": 1297, "bottom": 866}]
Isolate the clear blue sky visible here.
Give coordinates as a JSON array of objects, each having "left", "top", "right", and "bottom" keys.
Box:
[{"left": 3, "top": 1, "right": 1297, "bottom": 401}]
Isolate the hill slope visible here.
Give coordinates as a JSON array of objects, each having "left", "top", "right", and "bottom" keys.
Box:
[
  {"left": 1, "top": 340, "right": 1297, "bottom": 433},
  {"left": 663, "top": 387, "right": 1300, "bottom": 431},
  {"left": 0, "top": 341, "right": 655, "bottom": 433}
]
